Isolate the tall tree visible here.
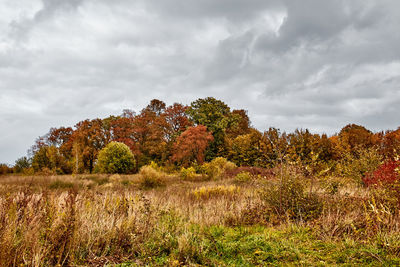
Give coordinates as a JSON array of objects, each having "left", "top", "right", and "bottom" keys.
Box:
[
  {"left": 187, "top": 97, "right": 237, "bottom": 160},
  {"left": 171, "top": 125, "right": 214, "bottom": 167}
]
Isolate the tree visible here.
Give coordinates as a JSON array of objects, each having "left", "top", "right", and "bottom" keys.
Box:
[
  {"left": 31, "top": 146, "right": 69, "bottom": 173},
  {"left": 229, "top": 129, "right": 266, "bottom": 167},
  {"left": 164, "top": 103, "right": 192, "bottom": 142},
  {"left": 337, "top": 124, "right": 374, "bottom": 153},
  {"left": 226, "top": 109, "right": 251, "bottom": 138},
  {"left": 14, "top": 157, "right": 31, "bottom": 173},
  {"left": 263, "top": 127, "right": 289, "bottom": 167},
  {"left": 187, "top": 97, "right": 237, "bottom": 159},
  {"left": 71, "top": 119, "right": 110, "bottom": 173},
  {"left": 95, "top": 142, "right": 135, "bottom": 174},
  {"left": 171, "top": 125, "right": 214, "bottom": 167}
]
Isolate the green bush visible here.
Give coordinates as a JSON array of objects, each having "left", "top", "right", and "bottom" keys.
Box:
[{"left": 95, "top": 142, "right": 135, "bottom": 174}]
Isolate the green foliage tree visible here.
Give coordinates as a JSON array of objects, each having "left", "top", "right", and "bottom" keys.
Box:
[
  {"left": 95, "top": 142, "right": 135, "bottom": 174},
  {"left": 14, "top": 157, "right": 31, "bottom": 173},
  {"left": 32, "top": 146, "right": 69, "bottom": 174},
  {"left": 187, "top": 97, "right": 238, "bottom": 160}
]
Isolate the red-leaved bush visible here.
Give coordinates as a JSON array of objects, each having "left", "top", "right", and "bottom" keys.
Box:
[{"left": 363, "top": 160, "right": 400, "bottom": 187}]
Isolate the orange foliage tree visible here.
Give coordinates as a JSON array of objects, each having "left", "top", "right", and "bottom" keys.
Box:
[{"left": 171, "top": 125, "right": 214, "bottom": 167}]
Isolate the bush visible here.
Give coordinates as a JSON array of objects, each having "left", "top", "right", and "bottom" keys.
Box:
[
  {"left": 260, "top": 168, "right": 323, "bottom": 222},
  {"left": 139, "top": 165, "right": 167, "bottom": 189},
  {"left": 363, "top": 160, "right": 400, "bottom": 187},
  {"left": 180, "top": 167, "right": 197, "bottom": 180},
  {"left": 363, "top": 160, "right": 400, "bottom": 213},
  {"left": 95, "top": 142, "right": 135, "bottom": 174},
  {"left": 335, "top": 147, "right": 382, "bottom": 185},
  {"left": 234, "top": 171, "right": 252, "bottom": 184},
  {"left": 202, "top": 157, "right": 237, "bottom": 180}
]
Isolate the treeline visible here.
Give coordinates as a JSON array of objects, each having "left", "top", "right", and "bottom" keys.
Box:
[{"left": 4, "top": 97, "right": 400, "bottom": 176}]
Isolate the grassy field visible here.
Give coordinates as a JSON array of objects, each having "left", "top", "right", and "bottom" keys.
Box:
[{"left": 1, "top": 167, "right": 400, "bottom": 266}]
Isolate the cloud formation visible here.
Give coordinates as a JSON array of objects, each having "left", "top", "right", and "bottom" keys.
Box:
[{"left": 0, "top": 0, "right": 399, "bottom": 163}]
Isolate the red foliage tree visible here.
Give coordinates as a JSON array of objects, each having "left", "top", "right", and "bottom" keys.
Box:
[
  {"left": 171, "top": 125, "right": 214, "bottom": 167},
  {"left": 164, "top": 103, "right": 192, "bottom": 142}
]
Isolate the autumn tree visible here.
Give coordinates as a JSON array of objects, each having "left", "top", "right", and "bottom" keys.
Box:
[
  {"left": 171, "top": 125, "right": 214, "bottom": 167},
  {"left": 263, "top": 127, "right": 289, "bottom": 167},
  {"left": 31, "top": 146, "right": 67, "bottom": 173},
  {"left": 226, "top": 109, "right": 251, "bottom": 138},
  {"left": 187, "top": 97, "right": 238, "bottom": 160},
  {"left": 381, "top": 128, "right": 400, "bottom": 160},
  {"left": 337, "top": 124, "right": 374, "bottom": 153},
  {"left": 229, "top": 129, "right": 267, "bottom": 167},
  {"left": 164, "top": 103, "right": 192, "bottom": 142},
  {"left": 130, "top": 101, "right": 169, "bottom": 166},
  {"left": 71, "top": 119, "right": 111, "bottom": 173}
]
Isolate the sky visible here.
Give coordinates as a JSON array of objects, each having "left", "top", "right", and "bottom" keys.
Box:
[{"left": 0, "top": 0, "right": 399, "bottom": 164}]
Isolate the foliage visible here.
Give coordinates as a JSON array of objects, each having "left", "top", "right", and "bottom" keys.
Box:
[
  {"left": 202, "top": 157, "right": 237, "bottom": 180},
  {"left": 95, "top": 142, "right": 135, "bottom": 174},
  {"left": 187, "top": 97, "right": 238, "bottom": 159},
  {"left": 171, "top": 125, "right": 214, "bottom": 167},
  {"left": 363, "top": 160, "right": 400, "bottom": 186},
  {"left": 234, "top": 171, "right": 252, "bottom": 183},
  {"left": 139, "top": 165, "right": 167, "bottom": 188},
  {"left": 335, "top": 147, "right": 383, "bottom": 184},
  {"left": 31, "top": 146, "right": 70, "bottom": 174},
  {"left": 260, "top": 168, "right": 323, "bottom": 222},
  {"left": 180, "top": 167, "right": 197, "bottom": 180},
  {"left": 0, "top": 164, "right": 13, "bottom": 175},
  {"left": 229, "top": 129, "right": 267, "bottom": 167},
  {"left": 14, "top": 156, "right": 31, "bottom": 173}
]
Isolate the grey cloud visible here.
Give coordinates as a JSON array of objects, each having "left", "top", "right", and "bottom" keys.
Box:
[{"left": 0, "top": 0, "right": 399, "bottom": 163}]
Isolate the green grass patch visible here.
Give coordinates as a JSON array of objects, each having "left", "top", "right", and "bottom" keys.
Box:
[{"left": 117, "top": 225, "right": 400, "bottom": 266}]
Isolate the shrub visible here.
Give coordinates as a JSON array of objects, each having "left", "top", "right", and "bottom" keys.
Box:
[
  {"left": 191, "top": 185, "right": 240, "bottom": 200},
  {"left": 363, "top": 160, "right": 400, "bottom": 213},
  {"left": 202, "top": 157, "right": 237, "bottom": 180},
  {"left": 234, "top": 171, "right": 252, "bottom": 184},
  {"left": 180, "top": 167, "right": 197, "bottom": 180},
  {"left": 95, "top": 142, "right": 135, "bottom": 174},
  {"left": 260, "top": 168, "right": 323, "bottom": 222},
  {"left": 363, "top": 160, "right": 400, "bottom": 187},
  {"left": 335, "top": 147, "right": 382, "bottom": 185},
  {"left": 139, "top": 165, "right": 167, "bottom": 189}
]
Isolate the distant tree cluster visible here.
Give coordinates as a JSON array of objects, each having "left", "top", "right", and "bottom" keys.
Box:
[{"left": 4, "top": 97, "right": 400, "bottom": 175}]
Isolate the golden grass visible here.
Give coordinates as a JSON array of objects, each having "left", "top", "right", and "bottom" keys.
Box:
[{"left": 0, "top": 170, "right": 400, "bottom": 265}]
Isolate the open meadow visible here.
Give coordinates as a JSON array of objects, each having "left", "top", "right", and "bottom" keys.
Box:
[{"left": 1, "top": 162, "right": 400, "bottom": 266}]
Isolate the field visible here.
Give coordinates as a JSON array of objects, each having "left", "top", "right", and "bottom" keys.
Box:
[{"left": 1, "top": 166, "right": 400, "bottom": 266}]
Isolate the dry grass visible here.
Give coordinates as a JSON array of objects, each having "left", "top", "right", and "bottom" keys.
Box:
[{"left": 1, "top": 168, "right": 400, "bottom": 265}]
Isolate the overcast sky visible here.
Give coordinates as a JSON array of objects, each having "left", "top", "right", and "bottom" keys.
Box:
[{"left": 1, "top": 0, "right": 399, "bottom": 164}]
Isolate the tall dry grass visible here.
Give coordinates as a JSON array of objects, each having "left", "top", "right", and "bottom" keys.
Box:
[{"left": 1, "top": 166, "right": 400, "bottom": 265}]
